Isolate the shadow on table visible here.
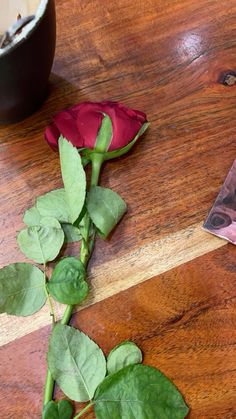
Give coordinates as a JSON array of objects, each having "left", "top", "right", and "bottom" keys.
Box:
[
  {"left": 37, "top": 72, "right": 90, "bottom": 124},
  {"left": 0, "top": 72, "right": 89, "bottom": 139}
]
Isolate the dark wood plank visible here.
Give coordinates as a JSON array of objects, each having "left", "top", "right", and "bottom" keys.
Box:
[
  {"left": 1, "top": 0, "right": 236, "bottom": 270},
  {"left": 1, "top": 245, "right": 236, "bottom": 418}
]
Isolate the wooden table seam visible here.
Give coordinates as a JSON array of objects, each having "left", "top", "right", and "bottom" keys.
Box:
[{"left": 0, "top": 221, "right": 226, "bottom": 347}]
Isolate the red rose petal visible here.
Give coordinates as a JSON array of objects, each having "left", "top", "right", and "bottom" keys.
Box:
[
  {"left": 45, "top": 123, "right": 61, "bottom": 151},
  {"left": 54, "top": 110, "right": 82, "bottom": 147}
]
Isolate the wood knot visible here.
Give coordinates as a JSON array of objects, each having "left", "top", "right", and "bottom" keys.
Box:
[{"left": 222, "top": 71, "right": 236, "bottom": 86}]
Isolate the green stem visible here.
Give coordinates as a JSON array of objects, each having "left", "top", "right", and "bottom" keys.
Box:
[
  {"left": 44, "top": 285, "right": 57, "bottom": 323},
  {"left": 43, "top": 155, "right": 102, "bottom": 408},
  {"left": 90, "top": 153, "right": 104, "bottom": 186},
  {"left": 61, "top": 304, "right": 73, "bottom": 326},
  {"left": 43, "top": 264, "right": 57, "bottom": 323},
  {"left": 44, "top": 370, "right": 55, "bottom": 406},
  {"left": 73, "top": 401, "right": 94, "bottom": 418}
]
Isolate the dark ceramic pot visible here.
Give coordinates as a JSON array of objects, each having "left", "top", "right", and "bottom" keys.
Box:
[{"left": 0, "top": 0, "right": 56, "bottom": 124}]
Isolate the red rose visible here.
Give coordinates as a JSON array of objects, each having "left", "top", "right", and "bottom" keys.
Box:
[{"left": 45, "top": 101, "right": 147, "bottom": 152}]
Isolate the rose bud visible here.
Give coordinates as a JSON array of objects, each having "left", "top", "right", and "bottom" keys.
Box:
[{"left": 45, "top": 101, "right": 149, "bottom": 160}]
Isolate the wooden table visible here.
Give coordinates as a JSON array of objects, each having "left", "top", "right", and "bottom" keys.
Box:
[{"left": 1, "top": 0, "right": 236, "bottom": 417}]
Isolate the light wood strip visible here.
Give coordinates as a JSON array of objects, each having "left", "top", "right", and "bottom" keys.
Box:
[
  {"left": 1, "top": 242, "right": 236, "bottom": 418},
  {"left": 0, "top": 222, "right": 225, "bottom": 346}
]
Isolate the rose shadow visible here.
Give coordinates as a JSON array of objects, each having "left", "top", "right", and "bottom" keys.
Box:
[{"left": 38, "top": 72, "right": 91, "bottom": 122}]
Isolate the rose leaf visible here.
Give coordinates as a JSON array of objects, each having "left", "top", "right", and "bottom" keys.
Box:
[
  {"left": 23, "top": 205, "right": 41, "bottom": 226},
  {"left": 59, "top": 137, "right": 86, "bottom": 224},
  {"left": 47, "top": 257, "right": 88, "bottom": 305},
  {"left": 87, "top": 186, "right": 127, "bottom": 239},
  {"left": 61, "top": 223, "right": 82, "bottom": 243},
  {"left": 94, "top": 364, "right": 189, "bottom": 419},
  {"left": 17, "top": 225, "right": 64, "bottom": 264},
  {"left": 42, "top": 400, "right": 73, "bottom": 419},
  {"left": 0, "top": 263, "right": 46, "bottom": 316},
  {"left": 48, "top": 324, "right": 106, "bottom": 402},
  {"left": 36, "top": 188, "right": 71, "bottom": 223},
  {"left": 107, "top": 341, "right": 142, "bottom": 374}
]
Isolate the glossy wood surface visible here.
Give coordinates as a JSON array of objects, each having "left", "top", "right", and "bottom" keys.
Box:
[
  {"left": 1, "top": 245, "right": 236, "bottom": 418},
  {"left": 1, "top": 0, "right": 236, "bottom": 417}
]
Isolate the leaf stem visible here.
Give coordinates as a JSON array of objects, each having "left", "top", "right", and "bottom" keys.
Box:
[
  {"left": 43, "top": 264, "right": 57, "bottom": 324},
  {"left": 73, "top": 401, "right": 94, "bottom": 418},
  {"left": 61, "top": 304, "right": 73, "bottom": 326},
  {"left": 43, "top": 264, "right": 57, "bottom": 406},
  {"left": 42, "top": 154, "right": 103, "bottom": 408},
  {"left": 43, "top": 370, "right": 55, "bottom": 406},
  {"left": 80, "top": 212, "right": 92, "bottom": 267},
  {"left": 44, "top": 285, "right": 57, "bottom": 324},
  {"left": 90, "top": 153, "right": 104, "bottom": 186}
]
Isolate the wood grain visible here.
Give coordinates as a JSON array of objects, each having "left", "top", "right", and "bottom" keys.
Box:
[
  {"left": 1, "top": 0, "right": 236, "bottom": 269},
  {"left": 0, "top": 221, "right": 225, "bottom": 346},
  {"left": 1, "top": 245, "right": 236, "bottom": 418},
  {"left": 1, "top": 0, "right": 236, "bottom": 417},
  {"left": 1, "top": 0, "right": 236, "bottom": 344}
]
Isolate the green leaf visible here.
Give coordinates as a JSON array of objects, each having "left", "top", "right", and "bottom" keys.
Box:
[
  {"left": 40, "top": 217, "right": 62, "bottom": 228},
  {"left": 24, "top": 208, "right": 81, "bottom": 244},
  {"left": 36, "top": 189, "right": 70, "bottom": 223},
  {"left": 47, "top": 257, "right": 88, "bottom": 305},
  {"left": 107, "top": 341, "right": 142, "bottom": 374},
  {"left": 94, "top": 365, "right": 189, "bottom": 419},
  {"left": 95, "top": 113, "right": 113, "bottom": 152},
  {"left": 42, "top": 400, "right": 73, "bottom": 419},
  {"left": 0, "top": 263, "right": 46, "bottom": 316},
  {"left": 82, "top": 156, "right": 90, "bottom": 167},
  {"left": 87, "top": 186, "right": 127, "bottom": 239},
  {"left": 83, "top": 122, "right": 150, "bottom": 162},
  {"left": 59, "top": 137, "right": 86, "bottom": 224},
  {"left": 61, "top": 223, "right": 82, "bottom": 243},
  {"left": 24, "top": 214, "right": 71, "bottom": 246},
  {"left": 48, "top": 324, "right": 106, "bottom": 402},
  {"left": 17, "top": 225, "right": 64, "bottom": 264},
  {"left": 103, "top": 122, "right": 150, "bottom": 161},
  {"left": 77, "top": 213, "right": 94, "bottom": 241},
  {"left": 23, "top": 206, "right": 41, "bottom": 226},
  {"left": 73, "top": 202, "right": 87, "bottom": 228}
]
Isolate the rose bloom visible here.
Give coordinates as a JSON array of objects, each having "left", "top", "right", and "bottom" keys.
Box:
[{"left": 45, "top": 101, "right": 147, "bottom": 152}]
